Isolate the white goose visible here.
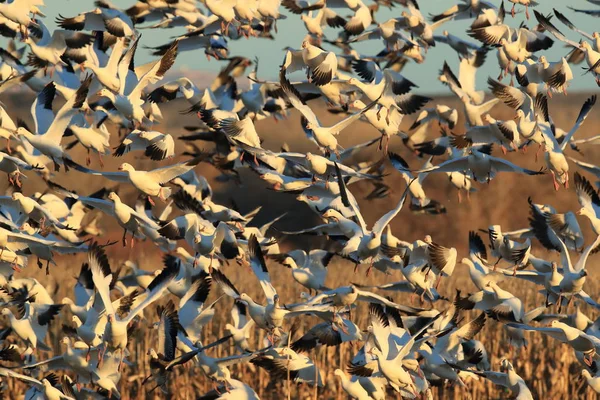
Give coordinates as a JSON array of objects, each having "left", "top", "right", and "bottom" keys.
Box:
[
  {"left": 280, "top": 69, "right": 377, "bottom": 157},
  {"left": 16, "top": 77, "right": 91, "bottom": 171},
  {"left": 67, "top": 156, "right": 202, "bottom": 204},
  {"left": 97, "top": 40, "right": 178, "bottom": 126},
  {"left": 113, "top": 129, "right": 175, "bottom": 161}
]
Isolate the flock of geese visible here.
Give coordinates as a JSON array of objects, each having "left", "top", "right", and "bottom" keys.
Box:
[{"left": 0, "top": 0, "right": 599, "bottom": 399}]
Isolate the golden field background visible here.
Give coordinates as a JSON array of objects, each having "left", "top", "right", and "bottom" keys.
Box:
[{"left": 1, "top": 89, "right": 600, "bottom": 399}]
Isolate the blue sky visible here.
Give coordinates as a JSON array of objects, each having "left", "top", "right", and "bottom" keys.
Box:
[{"left": 30, "top": 0, "right": 600, "bottom": 94}]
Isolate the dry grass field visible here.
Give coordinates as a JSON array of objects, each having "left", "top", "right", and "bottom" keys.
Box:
[{"left": 2, "top": 90, "right": 600, "bottom": 399}]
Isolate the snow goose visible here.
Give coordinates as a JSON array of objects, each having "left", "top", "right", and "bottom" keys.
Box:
[
  {"left": 424, "top": 235, "right": 457, "bottom": 288},
  {"left": 56, "top": 7, "right": 135, "bottom": 38},
  {"left": 143, "top": 301, "right": 192, "bottom": 394},
  {"left": 468, "top": 24, "right": 553, "bottom": 58},
  {"left": 0, "top": 0, "right": 44, "bottom": 39},
  {"left": 280, "top": 70, "right": 377, "bottom": 157},
  {"left": 291, "top": 315, "right": 362, "bottom": 352},
  {"left": 551, "top": 8, "right": 600, "bottom": 63},
  {"left": 410, "top": 104, "right": 458, "bottom": 130},
  {"left": 518, "top": 56, "right": 573, "bottom": 97},
  {"left": 275, "top": 151, "right": 379, "bottom": 181},
  {"left": 224, "top": 300, "right": 255, "bottom": 352},
  {"left": 0, "top": 192, "right": 74, "bottom": 231},
  {"left": 113, "top": 129, "right": 175, "bottom": 160},
  {"left": 524, "top": 197, "right": 583, "bottom": 252},
  {"left": 52, "top": 188, "right": 158, "bottom": 247},
  {"left": 251, "top": 346, "right": 324, "bottom": 386},
  {"left": 388, "top": 153, "right": 445, "bottom": 214},
  {"left": 303, "top": 284, "right": 424, "bottom": 314},
  {"left": 349, "top": 59, "right": 431, "bottom": 123},
  {"left": 65, "top": 113, "right": 111, "bottom": 166},
  {"left": 535, "top": 11, "right": 600, "bottom": 84},
  {"left": 0, "top": 151, "right": 43, "bottom": 188},
  {"left": 198, "top": 378, "right": 260, "bottom": 399},
  {"left": 367, "top": 305, "right": 435, "bottom": 396},
  {"left": 296, "top": 40, "right": 339, "bottom": 86},
  {"left": 464, "top": 231, "right": 505, "bottom": 290},
  {"left": 90, "top": 243, "right": 178, "bottom": 369},
  {"left": 418, "top": 313, "right": 486, "bottom": 381},
  {"left": 16, "top": 77, "right": 91, "bottom": 171},
  {"left": 537, "top": 95, "right": 596, "bottom": 190},
  {"left": 488, "top": 225, "right": 531, "bottom": 272},
  {"left": 405, "top": 145, "right": 544, "bottom": 183},
  {"left": 334, "top": 369, "right": 374, "bottom": 400},
  {"left": 24, "top": 20, "right": 92, "bottom": 70},
  {"left": 243, "top": 234, "right": 328, "bottom": 338},
  {"left": 430, "top": 0, "right": 497, "bottom": 23},
  {"left": 97, "top": 40, "right": 178, "bottom": 127},
  {"left": 13, "top": 222, "right": 86, "bottom": 273},
  {"left": 456, "top": 281, "right": 524, "bottom": 323},
  {"left": 574, "top": 172, "right": 600, "bottom": 234},
  {"left": 462, "top": 359, "right": 533, "bottom": 400},
  {"left": 319, "top": 163, "right": 414, "bottom": 272},
  {"left": 2, "top": 301, "right": 63, "bottom": 354},
  {"left": 22, "top": 337, "right": 95, "bottom": 379},
  {"left": 67, "top": 155, "right": 202, "bottom": 204},
  {"left": 0, "top": 369, "right": 75, "bottom": 400},
  {"left": 395, "top": 0, "right": 451, "bottom": 47},
  {"left": 551, "top": 230, "right": 600, "bottom": 310},
  {"left": 80, "top": 36, "right": 127, "bottom": 93},
  {"left": 508, "top": 0, "right": 539, "bottom": 19},
  {"left": 268, "top": 250, "right": 333, "bottom": 294},
  {"left": 204, "top": 0, "right": 238, "bottom": 36},
  {"left": 509, "top": 320, "right": 600, "bottom": 366},
  {"left": 434, "top": 30, "right": 482, "bottom": 58},
  {"left": 438, "top": 59, "right": 486, "bottom": 106},
  {"left": 179, "top": 271, "right": 219, "bottom": 342},
  {"left": 349, "top": 18, "right": 414, "bottom": 50},
  {"left": 299, "top": 7, "right": 346, "bottom": 38},
  {"left": 348, "top": 99, "right": 405, "bottom": 153}
]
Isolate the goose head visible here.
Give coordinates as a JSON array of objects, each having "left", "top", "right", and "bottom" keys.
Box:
[
  {"left": 301, "top": 40, "right": 309, "bottom": 49},
  {"left": 321, "top": 208, "right": 342, "bottom": 222},
  {"left": 239, "top": 293, "right": 252, "bottom": 304},
  {"left": 61, "top": 297, "right": 74, "bottom": 306},
  {"left": 41, "top": 379, "right": 55, "bottom": 391},
  {"left": 147, "top": 348, "right": 159, "bottom": 359},
  {"left": 349, "top": 99, "right": 366, "bottom": 110},
  {"left": 96, "top": 88, "right": 113, "bottom": 99},
  {"left": 19, "top": 223, "right": 34, "bottom": 234},
  {"left": 577, "top": 207, "right": 592, "bottom": 220},
  {"left": 137, "top": 130, "right": 150, "bottom": 140},
  {"left": 0, "top": 308, "right": 11, "bottom": 317},
  {"left": 347, "top": 77, "right": 359, "bottom": 86},
  {"left": 461, "top": 257, "right": 474, "bottom": 268},
  {"left": 15, "top": 127, "right": 32, "bottom": 137},
  {"left": 107, "top": 192, "right": 120, "bottom": 202},
  {"left": 11, "top": 192, "right": 23, "bottom": 201},
  {"left": 117, "top": 163, "right": 135, "bottom": 172},
  {"left": 260, "top": 172, "right": 282, "bottom": 185},
  {"left": 333, "top": 369, "right": 347, "bottom": 380}
]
